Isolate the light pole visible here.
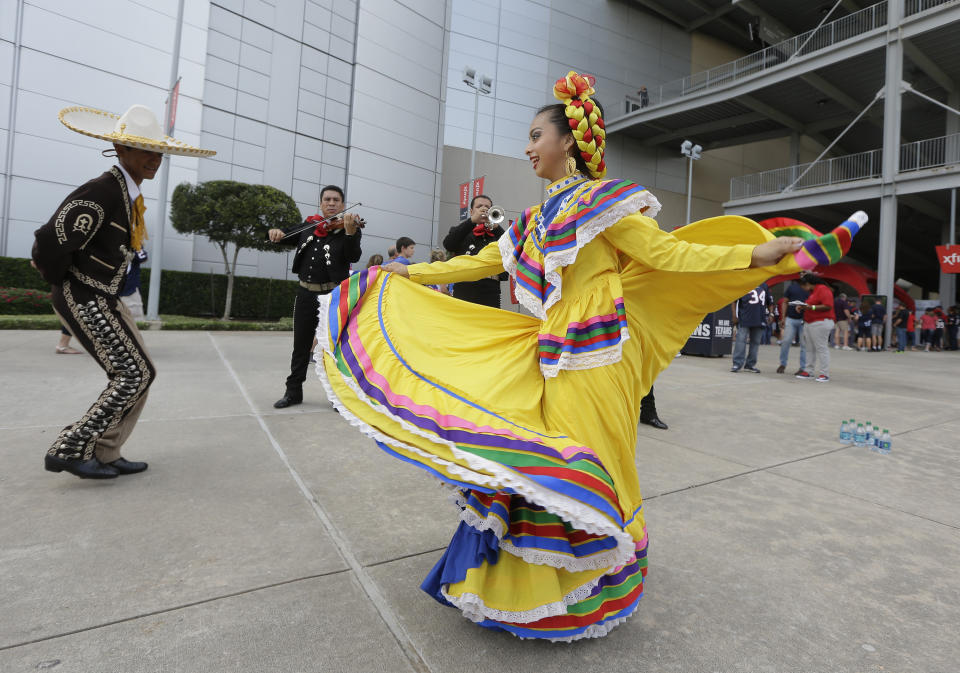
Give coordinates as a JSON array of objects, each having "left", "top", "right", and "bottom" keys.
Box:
[
  {"left": 463, "top": 67, "right": 493, "bottom": 197},
  {"left": 680, "top": 140, "right": 702, "bottom": 226},
  {"left": 146, "top": 0, "right": 185, "bottom": 321}
]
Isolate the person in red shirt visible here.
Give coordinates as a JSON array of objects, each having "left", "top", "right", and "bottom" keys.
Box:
[
  {"left": 906, "top": 309, "right": 916, "bottom": 349},
  {"left": 919, "top": 308, "right": 938, "bottom": 351},
  {"left": 795, "top": 274, "right": 835, "bottom": 381}
]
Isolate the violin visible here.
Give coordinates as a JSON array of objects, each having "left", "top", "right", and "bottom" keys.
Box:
[
  {"left": 310, "top": 213, "right": 366, "bottom": 235},
  {"left": 269, "top": 202, "right": 365, "bottom": 241}
]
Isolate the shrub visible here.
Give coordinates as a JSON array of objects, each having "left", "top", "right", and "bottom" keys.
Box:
[
  {"left": 0, "top": 287, "right": 54, "bottom": 315},
  {"left": 0, "top": 313, "right": 293, "bottom": 331},
  {"left": 0, "top": 256, "right": 299, "bottom": 320},
  {"left": 0, "top": 256, "right": 49, "bottom": 290}
]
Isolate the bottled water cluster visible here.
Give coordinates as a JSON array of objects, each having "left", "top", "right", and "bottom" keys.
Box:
[{"left": 839, "top": 419, "right": 891, "bottom": 454}]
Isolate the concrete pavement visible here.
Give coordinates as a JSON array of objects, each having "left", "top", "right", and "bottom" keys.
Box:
[{"left": 1, "top": 329, "right": 957, "bottom": 673}]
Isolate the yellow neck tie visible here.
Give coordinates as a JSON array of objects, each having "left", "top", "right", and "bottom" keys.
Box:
[{"left": 131, "top": 194, "right": 148, "bottom": 252}]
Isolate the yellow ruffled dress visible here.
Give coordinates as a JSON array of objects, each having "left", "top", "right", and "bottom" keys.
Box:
[{"left": 315, "top": 173, "right": 831, "bottom": 641}]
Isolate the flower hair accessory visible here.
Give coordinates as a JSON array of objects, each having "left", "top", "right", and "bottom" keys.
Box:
[{"left": 553, "top": 71, "right": 606, "bottom": 179}]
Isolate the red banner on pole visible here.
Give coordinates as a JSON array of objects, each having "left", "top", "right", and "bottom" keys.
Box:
[
  {"left": 165, "top": 77, "right": 181, "bottom": 135},
  {"left": 458, "top": 181, "right": 470, "bottom": 220},
  {"left": 937, "top": 244, "right": 960, "bottom": 273},
  {"left": 459, "top": 176, "right": 485, "bottom": 220}
]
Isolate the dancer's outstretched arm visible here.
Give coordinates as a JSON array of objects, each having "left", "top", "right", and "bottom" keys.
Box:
[{"left": 383, "top": 240, "right": 504, "bottom": 285}]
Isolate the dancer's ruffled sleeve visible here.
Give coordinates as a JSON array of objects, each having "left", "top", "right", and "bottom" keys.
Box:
[
  {"left": 602, "top": 212, "right": 755, "bottom": 272},
  {"left": 407, "top": 240, "right": 504, "bottom": 285}
]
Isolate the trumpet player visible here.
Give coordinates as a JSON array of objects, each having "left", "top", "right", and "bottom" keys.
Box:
[
  {"left": 442, "top": 194, "right": 507, "bottom": 308},
  {"left": 269, "top": 185, "right": 362, "bottom": 409}
]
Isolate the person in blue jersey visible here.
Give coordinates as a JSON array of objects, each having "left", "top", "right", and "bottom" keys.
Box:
[{"left": 731, "top": 282, "right": 770, "bottom": 373}]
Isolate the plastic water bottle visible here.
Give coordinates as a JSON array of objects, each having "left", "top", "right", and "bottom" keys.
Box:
[
  {"left": 864, "top": 422, "right": 874, "bottom": 448},
  {"left": 878, "top": 429, "right": 892, "bottom": 455},
  {"left": 853, "top": 423, "right": 866, "bottom": 447},
  {"left": 839, "top": 419, "right": 853, "bottom": 445}
]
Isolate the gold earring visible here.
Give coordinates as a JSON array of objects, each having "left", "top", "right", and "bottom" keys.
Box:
[{"left": 565, "top": 156, "right": 577, "bottom": 176}]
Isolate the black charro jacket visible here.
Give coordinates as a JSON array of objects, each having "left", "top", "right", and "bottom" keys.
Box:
[
  {"left": 278, "top": 219, "right": 362, "bottom": 285},
  {"left": 32, "top": 167, "right": 135, "bottom": 296},
  {"left": 443, "top": 218, "right": 507, "bottom": 307}
]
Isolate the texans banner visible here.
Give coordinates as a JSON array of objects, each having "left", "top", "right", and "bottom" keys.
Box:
[
  {"left": 936, "top": 244, "right": 960, "bottom": 273},
  {"left": 458, "top": 176, "right": 485, "bottom": 220}
]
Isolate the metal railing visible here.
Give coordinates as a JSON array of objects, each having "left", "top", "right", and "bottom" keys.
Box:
[
  {"left": 623, "top": 2, "right": 888, "bottom": 115},
  {"left": 905, "top": 0, "right": 958, "bottom": 16},
  {"left": 730, "top": 149, "right": 882, "bottom": 200},
  {"left": 900, "top": 132, "right": 960, "bottom": 172},
  {"left": 729, "top": 132, "right": 960, "bottom": 199}
]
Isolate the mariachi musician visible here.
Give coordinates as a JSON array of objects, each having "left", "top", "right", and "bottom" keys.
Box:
[
  {"left": 268, "top": 185, "right": 362, "bottom": 408},
  {"left": 443, "top": 193, "right": 508, "bottom": 308}
]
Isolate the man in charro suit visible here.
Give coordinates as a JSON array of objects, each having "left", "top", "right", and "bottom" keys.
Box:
[
  {"left": 32, "top": 104, "right": 215, "bottom": 479},
  {"left": 442, "top": 194, "right": 507, "bottom": 308},
  {"left": 268, "top": 185, "right": 362, "bottom": 408}
]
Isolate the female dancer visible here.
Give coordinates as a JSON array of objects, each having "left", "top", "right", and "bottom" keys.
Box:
[{"left": 317, "top": 72, "right": 865, "bottom": 641}]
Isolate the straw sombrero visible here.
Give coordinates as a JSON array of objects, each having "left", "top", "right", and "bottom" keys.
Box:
[{"left": 59, "top": 104, "right": 216, "bottom": 157}]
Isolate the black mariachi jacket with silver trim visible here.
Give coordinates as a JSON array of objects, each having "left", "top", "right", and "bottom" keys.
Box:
[
  {"left": 279, "top": 220, "right": 362, "bottom": 285},
  {"left": 32, "top": 167, "right": 134, "bottom": 296},
  {"left": 443, "top": 218, "right": 508, "bottom": 284}
]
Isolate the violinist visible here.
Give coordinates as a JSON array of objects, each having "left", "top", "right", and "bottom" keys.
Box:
[{"left": 268, "top": 185, "right": 362, "bottom": 408}]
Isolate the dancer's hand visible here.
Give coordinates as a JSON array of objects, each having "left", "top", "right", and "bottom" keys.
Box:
[
  {"left": 750, "top": 237, "right": 803, "bottom": 267},
  {"left": 382, "top": 262, "right": 409, "bottom": 277}
]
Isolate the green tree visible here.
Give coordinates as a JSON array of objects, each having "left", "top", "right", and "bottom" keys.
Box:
[{"left": 171, "top": 180, "right": 302, "bottom": 320}]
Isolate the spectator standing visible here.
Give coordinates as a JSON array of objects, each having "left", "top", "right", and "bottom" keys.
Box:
[
  {"left": 855, "top": 299, "right": 873, "bottom": 351},
  {"left": 770, "top": 300, "right": 782, "bottom": 344},
  {"left": 638, "top": 86, "right": 649, "bottom": 108},
  {"left": 906, "top": 308, "right": 916, "bottom": 350},
  {"left": 730, "top": 282, "right": 769, "bottom": 373},
  {"left": 833, "top": 292, "right": 852, "bottom": 350},
  {"left": 869, "top": 298, "right": 886, "bottom": 351},
  {"left": 932, "top": 306, "right": 946, "bottom": 351},
  {"left": 425, "top": 249, "right": 451, "bottom": 295},
  {"left": 55, "top": 324, "right": 81, "bottom": 354},
  {"left": 796, "top": 275, "right": 835, "bottom": 382},
  {"left": 119, "top": 248, "right": 148, "bottom": 318},
  {"left": 892, "top": 302, "right": 910, "bottom": 353},
  {"left": 387, "top": 246, "right": 397, "bottom": 262},
  {"left": 846, "top": 296, "right": 859, "bottom": 346},
  {"left": 919, "top": 308, "right": 936, "bottom": 351},
  {"left": 31, "top": 258, "right": 82, "bottom": 354},
  {"left": 394, "top": 237, "right": 415, "bottom": 265},
  {"left": 366, "top": 254, "right": 383, "bottom": 268},
  {"left": 947, "top": 305, "right": 959, "bottom": 351},
  {"left": 777, "top": 277, "right": 809, "bottom": 374}
]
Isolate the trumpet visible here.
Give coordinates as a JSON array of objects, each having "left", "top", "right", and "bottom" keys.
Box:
[{"left": 486, "top": 205, "right": 505, "bottom": 227}]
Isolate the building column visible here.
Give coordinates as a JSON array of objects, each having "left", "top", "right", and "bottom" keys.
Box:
[
  {"left": 939, "top": 91, "right": 959, "bottom": 306},
  {"left": 941, "top": 192, "right": 957, "bottom": 306},
  {"left": 789, "top": 132, "right": 801, "bottom": 185},
  {"left": 877, "top": 0, "right": 903, "bottom": 345}
]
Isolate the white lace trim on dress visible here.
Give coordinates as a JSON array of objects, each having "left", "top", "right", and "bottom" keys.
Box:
[{"left": 313, "top": 291, "right": 636, "bottom": 577}]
